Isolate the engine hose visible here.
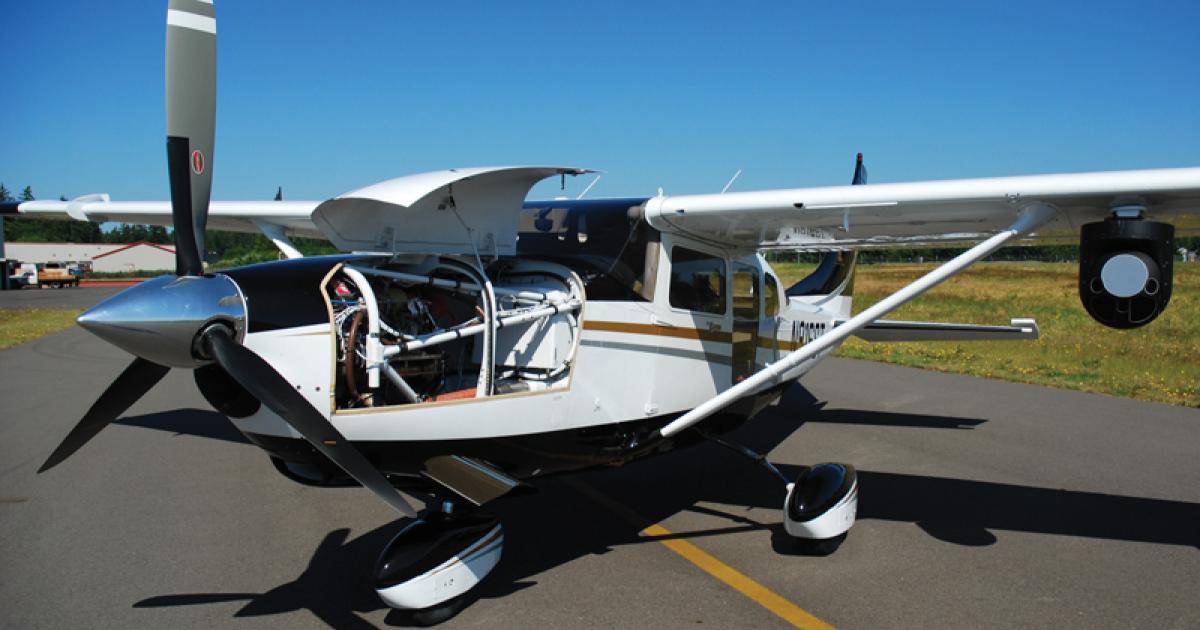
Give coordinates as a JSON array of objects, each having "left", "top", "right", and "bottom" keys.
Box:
[{"left": 345, "top": 308, "right": 365, "bottom": 404}]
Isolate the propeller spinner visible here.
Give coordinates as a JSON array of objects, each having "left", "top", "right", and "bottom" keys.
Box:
[{"left": 39, "top": 1, "right": 417, "bottom": 519}]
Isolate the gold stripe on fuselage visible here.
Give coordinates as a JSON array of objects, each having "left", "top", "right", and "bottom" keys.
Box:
[
  {"left": 583, "top": 319, "right": 803, "bottom": 351},
  {"left": 583, "top": 320, "right": 731, "bottom": 343}
]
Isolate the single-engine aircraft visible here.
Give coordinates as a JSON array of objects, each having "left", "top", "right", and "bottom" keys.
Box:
[{"left": 5, "top": 1, "right": 1199, "bottom": 623}]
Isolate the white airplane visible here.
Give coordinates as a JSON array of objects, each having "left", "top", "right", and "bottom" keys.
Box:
[{"left": 6, "top": 1, "right": 1199, "bottom": 624}]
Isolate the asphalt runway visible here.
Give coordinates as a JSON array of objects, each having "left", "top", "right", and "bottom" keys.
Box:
[
  {"left": 2, "top": 302, "right": 1197, "bottom": 628},
  {"left": 0, "top": 285, "right": 124, "bottom": 309}
]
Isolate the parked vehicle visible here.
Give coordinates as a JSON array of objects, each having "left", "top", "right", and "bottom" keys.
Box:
[
  {"left": 9, "top": 262, "right": 38, "bottom": 288},
  {"left": 37, "top": 262, "right": 79, "bottom": 288}
]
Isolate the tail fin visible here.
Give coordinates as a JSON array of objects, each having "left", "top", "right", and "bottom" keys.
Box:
[
  {"left": 784, "top": 153, "right": 865, "bottom": 302},
  {"left": 852, "top": 152, "right": 868, "bottom": 185}
]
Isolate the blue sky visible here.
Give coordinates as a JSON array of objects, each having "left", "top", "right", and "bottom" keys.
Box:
[{"left": 3, "top": 1, "right": 1198, "bottom": 203}]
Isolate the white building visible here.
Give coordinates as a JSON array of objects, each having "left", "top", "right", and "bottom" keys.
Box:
[
  {"left": 5, "top": 241, "right": 176, "bottom": 273},
  {"left": 90, "top": 242, "right": 176, "bottom": 273}
]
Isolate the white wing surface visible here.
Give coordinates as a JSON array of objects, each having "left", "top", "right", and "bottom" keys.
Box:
[
  {"left": 10, "top": 198, "right": 324, "bottom": 238},
  {"left": 5, "top": 166, "right": 590, "bottom": 253},
  {"left": 643, "top": 167, "right": 1200, "bottom": 251}
]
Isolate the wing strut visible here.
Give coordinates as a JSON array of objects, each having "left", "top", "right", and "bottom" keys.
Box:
[
  {"left": 253, "top": 220, "right": 303, "bottom": 259},
  {"left": 655, "top": 203, "right": 1057, "bottom": 440}
]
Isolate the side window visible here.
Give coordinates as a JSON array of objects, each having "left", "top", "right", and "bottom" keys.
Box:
[
  {"left": 764, "top": 273, "right": 781, "bottom": 317},
  {"left": 733, "top": 265, "right": 758, "bottom": 320},
  {"left": 669, "top": 246, "right": 726, "bottom": 314}
]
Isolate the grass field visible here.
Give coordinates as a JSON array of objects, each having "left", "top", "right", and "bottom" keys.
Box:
[
  {"left": 0, "top": 308, "right": 83, "bottom": 351},
  {"left": 772, "top": 261, "right": 1199, "bottom": 408}
]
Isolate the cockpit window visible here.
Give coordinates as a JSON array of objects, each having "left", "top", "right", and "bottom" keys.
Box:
[{"left": 518, "top": 201, "right": 659, "bottom": 301}]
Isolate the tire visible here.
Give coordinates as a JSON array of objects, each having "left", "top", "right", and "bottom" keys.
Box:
[
  {"left": 787, "top": 532, "right": 847, "bottom": 557},
  {"left": 408, "top": 595, "right": 468, "bottom": 626}
]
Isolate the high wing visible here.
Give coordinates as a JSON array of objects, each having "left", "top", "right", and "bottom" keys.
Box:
[
  {"left": 5, "top": 198, "right": 325, "bottom": 238},
  {"left": 1, "top": 166, "right": 589, "bottom": 257},
  {"left": 652, "top": 163, "right": 1200, "bottom": 441},
  {"left": 643, "top": 166, "right": 1200, "bottom": 250}
]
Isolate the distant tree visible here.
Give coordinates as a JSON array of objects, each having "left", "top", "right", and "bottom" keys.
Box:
[
  {"left": 148, "top": 225, "right": 170, "bottom": 244},
  {"left": 60, "top": 194, "right": 67, "bottom": 201},
  {"left": 0, "top": 186, "right": 97, "bottom": 243},
  {"left": 274, "top": 186, "right": 283, "bottom": 201}
]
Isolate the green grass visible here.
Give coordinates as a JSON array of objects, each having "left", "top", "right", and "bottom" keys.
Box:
[
  {"left": 0, "top": 308, "right": 83, "bottom": 350},
  {"left": 772, "top": 261, "right": 1200, "bottom": 408}
]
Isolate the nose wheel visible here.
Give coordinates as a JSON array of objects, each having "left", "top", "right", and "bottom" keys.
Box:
[{"left": 374, "top": 500, "right": 503, "bottom": 625}]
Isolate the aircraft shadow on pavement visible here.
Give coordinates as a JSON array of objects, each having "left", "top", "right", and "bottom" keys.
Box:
[
  {"left": 115, "top": 409, "right": 250, "bottom": 444},
  {"left": 130, "top": 384, "right": 1200, "bottom": 628}
]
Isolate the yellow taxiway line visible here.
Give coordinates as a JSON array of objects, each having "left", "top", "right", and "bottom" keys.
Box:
[{"left": 565, "top": 478, "right": 835, "bottom": 630}]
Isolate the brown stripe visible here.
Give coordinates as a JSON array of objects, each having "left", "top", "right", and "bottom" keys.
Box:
[
  {"left": 758, "top": 337, "right": 802, "bottom": 351},
  {"left": 583, "top": 320, "right": 731, "bottom": 343}
]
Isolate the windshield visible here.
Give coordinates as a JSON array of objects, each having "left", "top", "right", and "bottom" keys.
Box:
[{"left": 518, "top": 199, "right": 658, "bottom": 301}]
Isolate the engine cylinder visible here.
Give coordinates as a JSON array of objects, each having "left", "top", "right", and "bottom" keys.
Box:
[{"left": 1079, "top": 219, "right": 1174, "bottom": 329}]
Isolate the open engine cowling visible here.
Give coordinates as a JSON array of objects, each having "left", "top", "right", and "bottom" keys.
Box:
[{"left": 1079, "top": 218, "right": 1174, "bottom": 329}]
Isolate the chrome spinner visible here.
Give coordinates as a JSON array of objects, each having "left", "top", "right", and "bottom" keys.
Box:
[{"left": 76, "top": 274, "right": 247, "bottom": 368}]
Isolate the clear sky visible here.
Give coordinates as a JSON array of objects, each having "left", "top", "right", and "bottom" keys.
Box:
[{"left": 3, "top": 1, "right": 1199, "bottom": 203}]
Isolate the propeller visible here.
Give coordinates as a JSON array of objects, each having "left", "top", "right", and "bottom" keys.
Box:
[
  {"left": 38, "top": 1, "right": 219, "bottom": 473},
  {"left": 39, "top": 1, "right": 419, "bottom": 519}
]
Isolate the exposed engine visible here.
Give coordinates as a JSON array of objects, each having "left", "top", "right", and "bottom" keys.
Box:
[
  {"left": 325, "top": 255, "right": 582, "bottom": 410},
  {"left": 1079, "top": 217, "right": 1174, "bottom": 329}
]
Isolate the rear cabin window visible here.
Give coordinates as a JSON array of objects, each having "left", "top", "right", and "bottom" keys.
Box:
[
  {"left": 517, "top": 201, "right": 659, "bottom": 301},
  {"left": 733, "top": 265, "right": 758, "bottom": 321},
  {"left": 669, "top": 247, "right": 726, "bottom": 314},
  {"left": 764, "top": 273, "right": 781, "bottom": 317}
]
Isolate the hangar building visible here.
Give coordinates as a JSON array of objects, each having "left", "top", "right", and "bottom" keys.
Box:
[{"left": 4, "top": 241, "right": 176, "bottom": 273}]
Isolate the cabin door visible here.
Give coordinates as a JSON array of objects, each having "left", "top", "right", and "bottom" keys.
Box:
[{"left": 731, "top": 262, "right": 760, "bottom": 383}]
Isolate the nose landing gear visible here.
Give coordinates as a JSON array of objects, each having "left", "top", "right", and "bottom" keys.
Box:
[
  {"left": 699, "top": 431, "right": 858, "bottom": 555},
  {"left": 374, "top": 501, "right": 503, "bottom": 626}
]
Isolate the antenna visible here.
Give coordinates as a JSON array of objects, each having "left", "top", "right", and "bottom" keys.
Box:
[
  {"left": 720, "top": 169, "right": 742, "bottom": 194},
  {"left": 576, "top": 175, "right": 602, "bottom": 199}
]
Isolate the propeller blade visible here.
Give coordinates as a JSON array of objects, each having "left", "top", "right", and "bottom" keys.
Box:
[
  {"left": 165, "top": 0, "right": 217, "bottom": 276},
  {"left": 204, "top": 329, "right": 419, "bottom": 518},
  {"left": 38, "top": 358, "right": 171, "bottom": 473}
]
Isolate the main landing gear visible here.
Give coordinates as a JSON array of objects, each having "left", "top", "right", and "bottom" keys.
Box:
[
  {"left": 702, "top": 432, "right": 858, "bottom": 555},
  {"left": 783, "top": 463, "right": 858, "bottom": 555},
  {"left": 374, "top": 500, "right": 503, "bottom": 626}
]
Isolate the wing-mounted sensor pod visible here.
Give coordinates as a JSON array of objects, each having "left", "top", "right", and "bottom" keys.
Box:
[{"left": 1079, "top": 208, "right": 1175, "bottom": 329}]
